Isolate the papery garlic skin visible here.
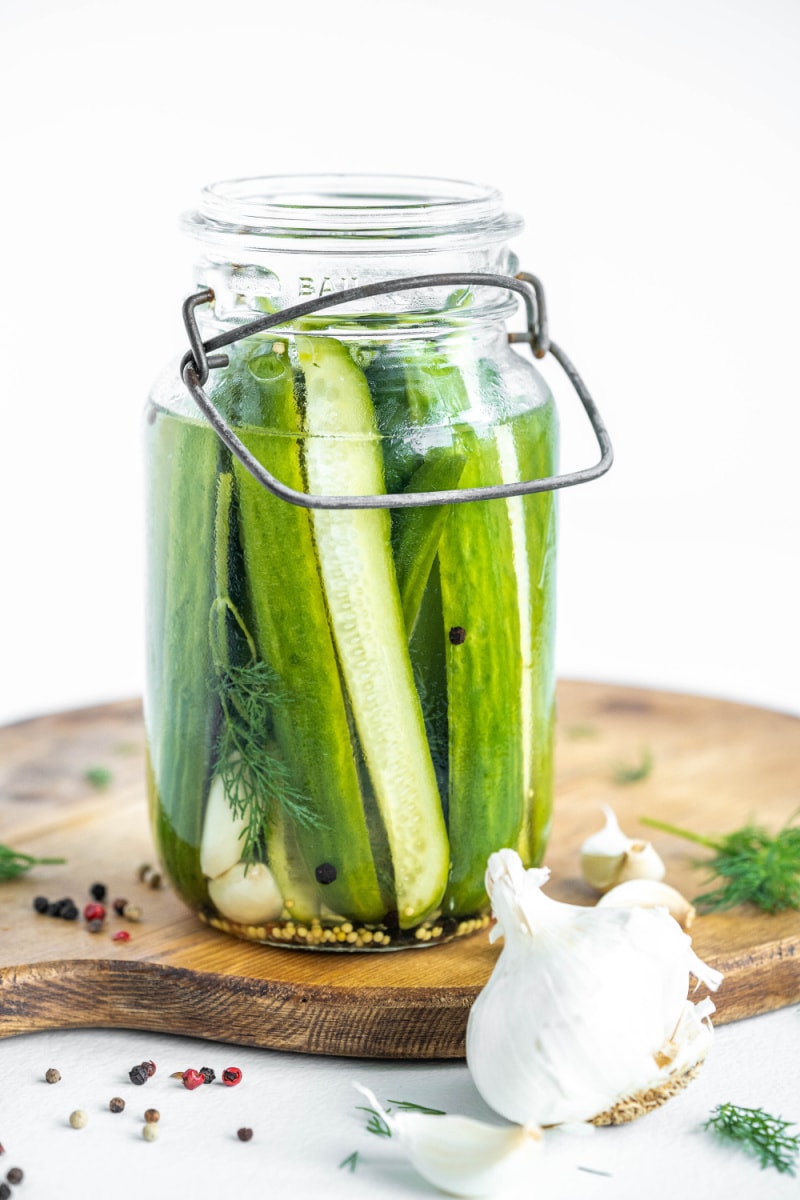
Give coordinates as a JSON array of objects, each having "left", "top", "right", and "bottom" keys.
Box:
[
  {"left": 353, "top": 1084, "right": 543, "bottom": 1199},
  {"left": 598, "top": 878, "right": 696, "bottom": 930},
  {"left": 466, "top": 850, "right": 721, "bottom": 1129},
  {"left": 580, "top": 806, "right": 665, "bottom": 892}
]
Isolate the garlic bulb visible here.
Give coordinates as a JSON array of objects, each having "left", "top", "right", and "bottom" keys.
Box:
[
  {"left": 598, "top": 879, "right": 696, "bottom": 930},
  {"left": 580, "top": 805, "right": 665, "bottom": 891},
  {"left": 353, "top": 1084, "right": 543, "bottom": 1198},
  {"left": 207, "top": 861, "right": 283, "bottom": 924},
  {"left": 466, "top": 850, "right": 722, "bottom": 1128}
]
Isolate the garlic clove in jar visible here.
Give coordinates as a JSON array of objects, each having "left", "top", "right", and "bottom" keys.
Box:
[
  {"left": 200, "top": 773, "right": 249, "bottom": 880},
  {"left": 208, "top": 860, "right": 283, "bottom": 924},
  {"left": 580, "top": 805, "right": 665, "bottom": 891},
  {"left": 467, "top": 849, "right": 722, "bottom": 1129},
  {"left": 352, "top": 1084, "right": 543, "bottom": 1198},
  {"left": 597, "top": 879, "right": 696, "bottom": 930}
]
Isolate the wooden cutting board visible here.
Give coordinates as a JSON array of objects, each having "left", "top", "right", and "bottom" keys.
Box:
[{"left": 0, "top": 682, "right": 797, "bottom": 1058}]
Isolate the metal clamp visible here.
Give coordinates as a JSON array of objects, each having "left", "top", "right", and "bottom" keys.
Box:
[{"left": 180, "top": 272, "right": 613, "bottom": 510}]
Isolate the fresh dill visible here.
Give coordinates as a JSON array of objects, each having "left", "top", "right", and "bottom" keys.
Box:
[
  {"left": 641, "top": 812, "right": 800, "bottom": 914},
  {"left": 704, "top": 1103, "right": 799, "bottom": 1175},
  {"left": 213, "top": 657, "right": 321, "bottom": 865},
  {"left": 386, "top": 1099, "right": 446, "bottom": 1115},
  {"left": 613, "top": 747, "right": 653, "bottom": 785},
  {"left": 338, "top": 1151, "right": 359, "bottom": 1172},
  {"left": 85, "top": 766, "right": 112, "bottom": 790},
  {"left": 0, "top": 844, "right": 65, "bottom": 881},
  {"left": 356, "top": 1097, "right": 446, "bottom": 1138},
  {"left": 356, "top": 1105, "right": 393, "bottom": 1138}
]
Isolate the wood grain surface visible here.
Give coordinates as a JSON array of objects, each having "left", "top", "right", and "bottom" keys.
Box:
[{"left": 0, "top": 682, "right": 798, "bottom": 1058}]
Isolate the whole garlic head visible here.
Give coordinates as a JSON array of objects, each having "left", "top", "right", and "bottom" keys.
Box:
[
  {"left": 466, "top": 849, "right": 722, "bottom": 1128},
  {"left": 580, "top": 805, "right": 665, "bottom": 892}
]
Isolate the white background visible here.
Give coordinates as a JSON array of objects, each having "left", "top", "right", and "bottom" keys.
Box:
[{"left": 1, "top": 0, "right": 799, "bottom": 725}]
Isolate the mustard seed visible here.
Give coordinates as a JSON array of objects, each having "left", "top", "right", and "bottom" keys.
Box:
[
  {"left": 109, "top": 1097, "right": 125, "bottom": 1113},
  {"left": 45, "top": 1067, "right": 61, "bottom": 1084},
  {"left": 69, "top": 1110, "right": 88, "bottom": 1129}
]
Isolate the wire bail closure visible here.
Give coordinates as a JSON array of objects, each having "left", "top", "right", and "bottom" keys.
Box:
[{"left": 180, "top": 272, "right": 613, "bottom": 510}]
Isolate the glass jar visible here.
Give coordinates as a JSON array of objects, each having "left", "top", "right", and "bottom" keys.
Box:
[{"left": 145, "top": 174, "right": 563, "bottom": 951}]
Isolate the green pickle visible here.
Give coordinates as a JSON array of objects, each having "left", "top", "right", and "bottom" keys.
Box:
[{"left": 145, "top": 330, "right": 557, "bottom": 949}]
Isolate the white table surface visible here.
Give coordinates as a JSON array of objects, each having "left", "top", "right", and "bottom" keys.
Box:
[{"left": 0, "top": 975, "right": 797, "bottom": 1198}]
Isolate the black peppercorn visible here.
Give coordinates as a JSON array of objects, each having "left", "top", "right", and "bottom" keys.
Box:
[
  {"left": 448, "top": 626, "right": 467, "bottom": 645},
  {"left": 315, "top": 862, "right": 337, "bottom": 884},
  {"left": 33, "top": 895, "right": 49, "bottom": 913},
  {"left": 87, "top": 918, "right": 103, "bottom": 933},
  {"left": 237, "top": 1127, "right": 253, "bottom": 1142},
  {"left": 61, "top": 903, "right": 79, "bottom": 921},
  {"left": 199, "top": 1067, "right": 216, "bottom": 1084},
  {"left": 6, "top": 1167, "right": 23, "bottom": 1184},
  {"left": 129, "top": 1064, "right": 149, "bottom": 1085},
  {"left": 0, "top": 1182, "right": 10, "bottom": 1198},
  {"left": 112, "top": 898, "right": 128, "bottom": 916},
  {"left": 90, "top": 883, "right": 107, "bottom": 901}
]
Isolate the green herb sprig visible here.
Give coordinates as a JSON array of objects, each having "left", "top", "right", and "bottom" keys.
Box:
[
  {"left": 356, "top": 1097, "right": 447, "bottom": 1138},
  {"left": 641, "top": 812, "right": 800, "bottom": 914},
  {"left": 0, "top": 844, "right": 65, "bottom": 881},
  {"left": 613, "top": 747, "right": 653, "bottom": 785},
  {"left": 704, "top": 1103, "right": 799, "bottom": 1175}
]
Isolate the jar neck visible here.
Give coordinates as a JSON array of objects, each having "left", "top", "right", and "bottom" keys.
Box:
[{"left": 182, "top": 174, "right": 523, "bottom": 332}]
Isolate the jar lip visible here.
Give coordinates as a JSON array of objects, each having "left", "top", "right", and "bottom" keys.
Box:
[{"left": 182, "top": 173, "right": 523, "bottom": 248}]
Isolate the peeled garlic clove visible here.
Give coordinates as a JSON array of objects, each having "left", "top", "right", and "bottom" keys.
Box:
[
  {"left": 580, "top": 805, "right": 629, "bottom": 890},
  {"left": 353, "top": 1084, "right": 543, "bottom": 1198},
  {"left": 597, "top": 879, "right": 696, "bottom": 930},
  {"left": 200, "top": 774, "right": 249, "bottom": 879},
  {"left": 615, "top": 839, "right": 666, "bottom": 886},
  {"left": 208, "top": 861, "right": 284, "bottom": 924}
]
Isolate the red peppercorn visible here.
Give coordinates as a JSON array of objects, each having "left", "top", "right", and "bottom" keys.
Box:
[
  {"left": 142, "top": 1060, "right": 156, "bottom": 1078},
  {"left": 84, "top": 902, "right": 106, "bottom": 922},
  {"left": 112, "top": 930, "right": 131, "bottom": 942},
  {"left": 181, "top": 1069, "right": 205, "bottom": 1090},
  {"left": 221, "top": 1067, "right": 242, "bottom": 1087}
]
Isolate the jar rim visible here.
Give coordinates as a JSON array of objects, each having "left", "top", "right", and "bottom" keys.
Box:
[{"left": 182, "top": 173, "right": 523, "bottom": 249}]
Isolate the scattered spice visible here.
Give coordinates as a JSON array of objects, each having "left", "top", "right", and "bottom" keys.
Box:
[
  {"left": 339, "top": 1151, "right": 359, "bottom": 1173},
  {"left": 84, "top": 902, "right": 106, "bottom": 923},
  {"left": 0, "top": 1184, "right": 8, "bottom": 1200},
  {"left": 122, "top": 903, "right": 142, "bottom": 922},
  {"left": 109, "top": 1097, "right": 125, "bottom": 1113},
  {"left": 142, "top": 1123, "right": 159, "bottom": 1142},
  {"left": 112, "top": 930, "right": 131, "bottom": 943},
  {"left": 69, "top": 1110, "right": 88, "bottom": 1129},
  {"left": 42, "top": 897, "right": 79, "bottom": 920},
  {"left": 5, "top": 1169, "right": 23, "bottom": 1185},
  {"left": 237, "top": 1128, "right": 253, "bottom": 1142},
  {"left": 90, "top": 883, "right": 107, "bottom": 901},
  {"left": 142, "top": 1060, "right": 156, "bottom": 1078},
  {"left": 641, "top": 813, "right": 800, "bottom": 914},
  {"left": 33, "top": 896, "right": 49, "bottom": 913},
  {"left": 112, "top": 898, "right": 128, "bottom": 916},
  {"left": 0, "top": 845, "right": 65, "bottom": 881},
  {"left": 144, "top": 1108, "right": 160, "bottom": 1123},
  {"left": 448, "top": 626, "right": 467, "bottom": 645},
  {"left": 85, "top": 766, "right": 112, "bottom": 790},
  {"left": 221, "top": 1067, "right": 242, "bottom": 1087},
  {"left": 612, "top": 747, "right": 654, "bottom": 785},
  {"left": 87, "top": 919, "right": 104, "bottom": 933},
  {"left": 314, "top": 863, "right": 337, "bottom": 884},
  {"left": 181, "top": 1069, "right": 205, "bottom": 1090},
  {"left": 199, "top": 1067, "right": 216, "bottom": 1084},
  {"left": 704, "top": 1103, "right": 799, "bottom": 1175},
  {"left": 45, "top": 1068, "right": 61, "bottom": 1084},
  {"left": 129, "top": 1064, "right": 149, "bottom": 1086}
]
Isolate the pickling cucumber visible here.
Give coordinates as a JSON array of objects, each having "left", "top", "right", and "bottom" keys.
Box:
[{"left": 298, "top": 335, "right": 450, "bottom": 928}]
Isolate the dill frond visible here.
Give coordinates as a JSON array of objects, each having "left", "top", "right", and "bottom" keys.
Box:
[{"left": 704, "top": 1103, "right": 799, "bottom": 1174}]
